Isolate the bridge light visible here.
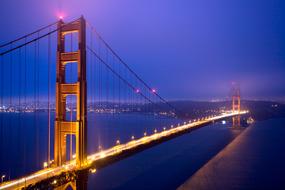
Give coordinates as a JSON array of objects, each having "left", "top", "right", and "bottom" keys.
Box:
[
  {"left": 135, "top": 89, "right": 140, "bottom": 93},
  {"left": 1, "top": 175, "right": 6, "bottom": 183},
  {"left": 144, "top": 132, "right": 147, "bottom": 136},
  {"left": 151, "top": 89, "right": 156, "bottom": 93},
  {"left": 98, "top": 145, "right": 102, "bottom": 151},
  {"left": 131, "top": 135, "right": 135, "bottom": 140},
  {"left": 116, "top": 140, "right": 120, "bottom": 145},
  {"left": 72, "top": 154, "right": 76, "bottom": 159},
  {"left": 222, "top": 120, "right": 226, "bottom": 125},
  {"left": 154, "top": 129, "right": 157, "bottom": 133},
  {"left": 52, "top": 179, "right": 57, "bottom": 185},
  {"left": 89, "top": 168, "right": 97, "bottom": 174},
  {"left": 100, "top": 152, "right": 106, "bottom": 158},
  {"left": 171, "top": 125, "right": 173, "bottom": 128},
  {"left": 43, "top": 162, "right": 48, "bottom": 168},
  {"left": 163, "top": 127, "right": 166, "bottom": 131},
  {"left": 189, "top": 120, "right": 191, "bottom": 123},
  {"left": 59, "top": 15, "right": 64, "bottom": 20}
]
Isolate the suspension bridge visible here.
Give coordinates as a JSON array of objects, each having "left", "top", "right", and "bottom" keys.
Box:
[{"left": 0, "top": 16, "right": 247, "bottom": 189}]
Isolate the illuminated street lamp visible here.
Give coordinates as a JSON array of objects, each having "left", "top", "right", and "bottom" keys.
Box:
[
  {"left": 89, "top": 168, "right": 97, "bottom": 174},
  {"left": 43, "top": 162, "right": 48, "bottom": 169},
  {"left": 1, "top": 175, "right": 6, "bottom": 183}
]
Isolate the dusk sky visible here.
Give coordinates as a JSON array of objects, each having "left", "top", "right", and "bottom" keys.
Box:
[{"left": 0, "top": 0, "right": 285, "bottom": 101}]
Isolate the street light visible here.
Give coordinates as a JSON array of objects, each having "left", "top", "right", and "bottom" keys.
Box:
[
  {"left": 43, "top": 162, "right": 48, "bottom": 169},
  {"left": 1, "top": 175, "right": 6, "bottom": 183}
]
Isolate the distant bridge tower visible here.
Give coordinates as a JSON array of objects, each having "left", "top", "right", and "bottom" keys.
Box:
[
  {"left": 54, "top": 17, "right": 87, "bottom": 167},
  {"left": 231, "top": 83, "right": 241, "bottom": 127}
]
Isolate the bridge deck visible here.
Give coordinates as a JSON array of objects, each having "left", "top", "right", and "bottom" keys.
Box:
[{"left": 0, "top": 111, "right": 247, "bottom": 190}]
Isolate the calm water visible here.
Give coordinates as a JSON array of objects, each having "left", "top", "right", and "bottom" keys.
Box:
[
  {"left": 179, "top": 118, "right": 285, "bottom": 190},
  {"left": 0, "top": 112, "right": 182, "bottom": 180},
  {"left": 0, "top": 112, "right": 253, "bottom": 189},
  {"left": 86, "top": 119, "right": 244, "bottom": 190}
]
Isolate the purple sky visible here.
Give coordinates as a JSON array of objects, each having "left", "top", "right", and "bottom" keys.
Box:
[{"left": 0, "top": 0, "right": 284, "bottom": 101}]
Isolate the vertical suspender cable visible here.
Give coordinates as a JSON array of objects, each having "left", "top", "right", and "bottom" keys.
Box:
[
  {"left": 47, "top": 30, "right": 51, "bottom": 166},
  {"left": 37, "top": 33, "right": 40, "bottom": 166},
  {"left": 24, "top": 37, "right": 27, "bottom": 172},
  {"left": 33, "top": 37, "right": 37, "bottom": 165},
  {"left": 9, "top": 43, "right": 12, "bottom": 176},
  {"left": 18, "top": 48, "right": 22, "bottom": 173},
  {"left": 0, "top": 55, "right": 3, "bottom": 166}
]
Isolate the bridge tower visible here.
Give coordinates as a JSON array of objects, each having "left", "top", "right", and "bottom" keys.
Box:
[
  {"left": 232, "top": 84, "right": 241, "bottom": 127},
  {"left": 54, "top": 17, "right": 87, "bottom": 167}
]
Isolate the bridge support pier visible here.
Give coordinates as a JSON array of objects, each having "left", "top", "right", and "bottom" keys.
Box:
[{"left": 54, "top": 17, "right": 87, "bottom": 167}]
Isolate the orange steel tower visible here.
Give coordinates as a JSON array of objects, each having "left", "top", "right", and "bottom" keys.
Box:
[
  {"left": 232, "top": 84, "right": 241, "bottom": 127},
  {"left": 54, "top": 17, "right": 87, "bottom": 167}
]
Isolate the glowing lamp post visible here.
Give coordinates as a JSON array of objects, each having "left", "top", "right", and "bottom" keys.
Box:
[{"left": 1, "top": 175, "right": 6, "bottom": 183}]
